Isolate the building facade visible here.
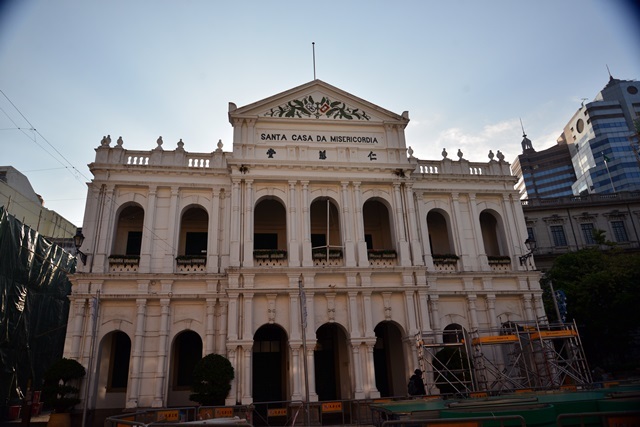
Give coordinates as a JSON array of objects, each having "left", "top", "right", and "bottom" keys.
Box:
[
  {"left": 67, "top": 81, "right": 544, "bottom": 413},
  {"left": 511, "top": 133, "right": 576, "bottom": 200},
  {"left": 565, "top": 77, "right": 640, "bottom": 195},
  {"left": 0, "top": 166, "right": 77, "bottom": 250},
  {"left": 522, "top": 191, "right": 640, "bottom": 271}
]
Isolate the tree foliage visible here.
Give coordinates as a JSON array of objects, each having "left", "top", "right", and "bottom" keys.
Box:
[
  {"left": 189, "top": 353, "right": 234, "bottom": 406},
  {"left": 42, "top": 357, "right": 86, "bottom": 413},
  {"left": 543, "top": 248, "right": 640, "bottom": 371}
]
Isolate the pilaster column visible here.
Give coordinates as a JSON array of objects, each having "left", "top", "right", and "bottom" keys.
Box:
[
  {"left": 216, "top": 299, "right": 228, "bottom": 354},
  {"left": 404, "top": 291, "right": 419, "bottom": 336},
  {"left": 467, "top": 295, "right": 479, "bottom": 331},
  {"left": 393, "top": 183, "right": 411, "bottom": 266},
  {"left": 70, "top": 298, "right": 86, "bottom": 359},
  {"left": 242, "top": 180, "right": 254, "bottom": 267},
  {"left": 348, "top": 291, "right": 360, "bottom": 337},
  {"left": 351, "top": 345, "right": 365, "bottom": 399},
  {"left": 287, "top": 181, "right": 300, "bottom": 266},
  {"left": 242, "top": 293, "right": 254, "bottom": 340},
  {"left": 227, "top": 292, "right": 239, "bottom": 341},
  {"left": 206, "top": 298, "right": 216, "bottom": 354},
  {"left": 522, "top": 294, "right": 534, "bottom": 321},
  {"left": 307, "top": 347, "right": 318, "bottom": 401},
  {"left": 404, "top": 183, "right": 424, "bottom": 265},
  {"left": 534, "top": 293, "right": 547, "bottom": 323},
  {"left": 301, "top": 182, "right": 313, "bottom": 266},
  {"left": 140, "top": 187, "right": 157, "bottom": 273},
  {"left": 468, "top": 193, "right": 489, "bottom": 270},
  {"left": 450, "top": 192, "right": 467, "bottom": 268},
  {"left": 230, "top": 180, "right": 241, "bottom": 266},
  {"left": 341, "top": 182, "right": 356, "bottom": 266},
  {"left": 165, "top": 186, "right": 180, "bottom": 272},
  {"left": 417, "top": 290, "right": 431, "bottom": 332},
  {"left": 429, "top": 296, "right": 441, "bottom": 339},
  {"left": 289, "top": 289, "right": 301, "bottom": 341},
  {"left": 501, "top": 193, "right": 519, "bottom": 262},
  {"left": 96, "top": 185, "right": 115, "bottom": 272},
  {"left": 291, "top": 347, "right": 302, "bottom": 400},
  {"left": 208, "top": 190, "right": 220, "bottom": 272},
  {"left": 362, "top": 291, "right": 374, "bottom": 337},
  {"left": 242, "top": 345, "right": 253, "bottom": 404},
  {"left": 225, "top": 348, "right": 238, "bottom": 406},
  {"left": 353, "top": 182, "right": 369, "bottom": 265},
  {"left": 366, "top": 344, "right": 381, "bottom": 398},
  {"left": 152, "top": 298, "right": 171, "bottom": 407},
  {"left": 127, "top": 298, "right": 147, "bottom": 408},
  {"left": 486, "top": 295, "right": 498, "bottom": 329}
]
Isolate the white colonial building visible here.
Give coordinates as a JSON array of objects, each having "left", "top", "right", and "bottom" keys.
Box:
[{"left": 67, "top": 80, "right": 544, "bottom": 414}]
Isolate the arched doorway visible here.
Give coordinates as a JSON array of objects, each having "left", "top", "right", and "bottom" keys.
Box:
[
  {"left": 95, "top": 331, "right": 131, "bottom": 409},
  {"left": 314, "top": 323, "right": 350, "bottom": 401},
  {"left": 168, "top": 330, "right": 203, "bottom": 406},
  {"left": 253, "top": 324, "right": 288, "bottom": 402},
  {"left": 434, "top": 324, "right": 473, "bottom": 395},
  {"left": 373, "top": 322, "right": 406, "bottom": 397}
]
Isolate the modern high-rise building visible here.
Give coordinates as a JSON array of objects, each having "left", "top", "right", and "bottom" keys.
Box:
[
  {"left": 563, "top": 76, "right": 640, "bottom": 195},
  {"left": 512, "top": 76, "right": 640, "bottom": 199},
  {"left": 511, "top": 133, "right": 576, "bottom": 199}
]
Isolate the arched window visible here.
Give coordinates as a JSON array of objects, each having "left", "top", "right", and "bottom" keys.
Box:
[{"left": 112, "top": 205, "right": 144, "bottom": 256}]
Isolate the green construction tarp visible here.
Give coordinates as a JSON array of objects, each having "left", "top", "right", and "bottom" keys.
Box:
[{"left": 0, "top": 206, "right": 76, "bottom": 410}]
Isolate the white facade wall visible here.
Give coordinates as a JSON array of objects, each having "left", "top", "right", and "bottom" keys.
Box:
[{"left": 67, "top": 81, "right": 544, "bottom": 411}]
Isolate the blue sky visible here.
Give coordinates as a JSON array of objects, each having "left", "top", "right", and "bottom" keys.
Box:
[{"left": 1, "top": 0, "right": 639, "bottom": 226}]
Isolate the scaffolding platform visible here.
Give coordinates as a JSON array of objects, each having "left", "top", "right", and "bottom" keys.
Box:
[{"left": 417, "top": 320, "right": 592, "bottom": 396}]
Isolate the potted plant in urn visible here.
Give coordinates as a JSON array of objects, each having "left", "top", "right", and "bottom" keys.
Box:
[{"left": 42, "top": 358, "right": 86, "bottom": 427}]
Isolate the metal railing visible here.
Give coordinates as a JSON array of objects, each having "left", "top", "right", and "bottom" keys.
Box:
[{"left": 380, "top": 415, "right": 525, "bottom": 427}]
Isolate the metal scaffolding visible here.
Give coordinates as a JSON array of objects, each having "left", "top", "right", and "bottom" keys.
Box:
[{"left": 417, "top": 320, "right": 592, "bottom": 396}]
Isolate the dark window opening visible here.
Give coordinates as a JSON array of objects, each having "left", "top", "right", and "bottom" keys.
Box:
[
  {"left": 311, "top": 234, "right": 327, "bottom": 249},
  {"left": 174, "top": 332, "right": 202, "bottom": 389},
  {"left": 365, "top": 234, "right": 373, "bottom": 250},
  {"left": 185, "top": 232, "right": 207, "bottom": 255},
  {"left": 108, "top": 332, "right": 131, "bottom": 391},
  {"left": 255, "top": 233, "right": 278, "bottom": 250},
  {"left": 126, "top": 231, "right": 142, "bottom": 255}
]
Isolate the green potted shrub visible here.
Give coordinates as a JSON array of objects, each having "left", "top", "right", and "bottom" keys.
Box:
[
  {"left": 42, "top": 358, "right": 86, "bottom": 427},
  {"left": 190, "top": 353, "right": 235, "bottom": 406}
]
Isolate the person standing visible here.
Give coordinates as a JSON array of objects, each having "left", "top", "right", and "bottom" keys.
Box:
[{"left": 408, "top": 369, "right": 426, "bottom": 396}]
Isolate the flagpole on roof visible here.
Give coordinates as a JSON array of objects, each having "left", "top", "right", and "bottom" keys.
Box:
[{"left": 602, "top": 152, "right": 616, "bottom": 193}]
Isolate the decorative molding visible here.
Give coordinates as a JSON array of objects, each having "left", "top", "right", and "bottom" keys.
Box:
[{"left": 264, "top": 95, "right": 370, "bottom": 120}]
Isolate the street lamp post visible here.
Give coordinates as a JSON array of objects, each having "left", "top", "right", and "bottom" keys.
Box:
[
  {"left": 73, "top": 229, "right": 88, "bottom": 264},
  {"left": 519, "top": 238, "right": 536, "bottom": 268}
]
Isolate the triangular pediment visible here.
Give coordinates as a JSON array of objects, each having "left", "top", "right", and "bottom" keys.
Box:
[{"left": 229, "top": 80, "right": 408, "bottom": 125}]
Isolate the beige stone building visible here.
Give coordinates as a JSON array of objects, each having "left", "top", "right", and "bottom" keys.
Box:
[
  {"left": 67, "top": 81, "right": 544, "bottom": 414},
  {"left": 0, "top": 166, "right": 77, "bottom": 249}
]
